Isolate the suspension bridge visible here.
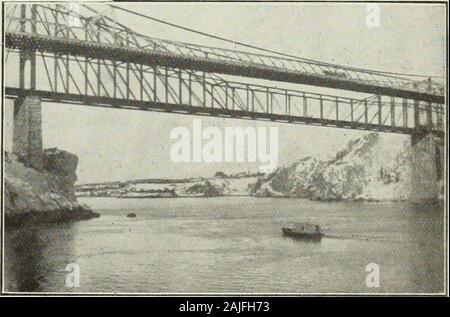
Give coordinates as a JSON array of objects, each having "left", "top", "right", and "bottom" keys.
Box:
[
  {"left": 4, "top": 3, "right": 445, "bottom": 131},
  {"left": 3, "top": 4, "right": 446, "bottom": 184}
]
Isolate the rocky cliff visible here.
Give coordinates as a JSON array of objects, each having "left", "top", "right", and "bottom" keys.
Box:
[
  {"left": 4, "top": 148, "right": 99, "bottom": 227},
  {"left": 252, "top": 132, "right": 442, "bottom": 201}
]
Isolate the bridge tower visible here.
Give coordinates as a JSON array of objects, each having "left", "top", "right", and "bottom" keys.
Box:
[
  {"left": 12, "top": 96, "right": 43, "bottom": 170},
  {"left": 410, "top": 102, "right": 444, "bottom": 201},
  {"left": 12, "top": 4, "right": 43, "bottom": 170}
]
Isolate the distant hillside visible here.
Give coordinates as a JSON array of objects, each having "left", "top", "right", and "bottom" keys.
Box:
[
  {"left": 253, "top": 133, "right": 382, "bottom": 200},
  {"left": 75, "top": 171, "right": 260, "bottom": 198},
  {"left": 75, "top": 133, "right": 442, "bottom": 202}
]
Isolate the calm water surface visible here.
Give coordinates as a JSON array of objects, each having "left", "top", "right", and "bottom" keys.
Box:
[{"left": 4, "top": 197, "right": 445, "bottom": 293}]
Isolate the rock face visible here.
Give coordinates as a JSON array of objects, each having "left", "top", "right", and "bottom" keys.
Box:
[
  {"left": 4, "top": 148, "right": 99, "bottom": 227},
  {"left": 42, "top": 147, "right": 79, "bottom": 186},
  {"left": 252, "top": 132, "right": 442, "bottom": 201},
  {"left": 253, "top": 133, "right": 381, "bottom": 200}
]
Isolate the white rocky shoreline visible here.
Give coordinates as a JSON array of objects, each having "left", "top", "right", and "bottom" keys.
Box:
[{"left": 75, "top": 133, "right": 444, "bottom": 203}]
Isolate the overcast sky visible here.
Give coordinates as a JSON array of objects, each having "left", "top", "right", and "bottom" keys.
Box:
[{"left": 3, "top": 2, "right": 445, "bottom": 184}]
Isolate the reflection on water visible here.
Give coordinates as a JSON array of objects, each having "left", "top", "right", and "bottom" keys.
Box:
[
  {"left": 5, "top": 223, "right": 77, "bottom": 292},
  {"left": 4, "top": 197, "right": 445, "bottom": 293}
]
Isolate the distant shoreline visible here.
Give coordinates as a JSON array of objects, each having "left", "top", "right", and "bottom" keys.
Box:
[{"left": 77, "top": 194, "right": 444, "bottom": 204}]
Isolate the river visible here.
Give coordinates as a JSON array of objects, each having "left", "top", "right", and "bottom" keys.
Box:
[{"left": 4, "top": 197, "right": 445, "bottom": 294}]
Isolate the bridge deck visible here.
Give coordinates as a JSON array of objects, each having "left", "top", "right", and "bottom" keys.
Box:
[{"left": 5, "top": 87, "right": 443, "bottom": 139}]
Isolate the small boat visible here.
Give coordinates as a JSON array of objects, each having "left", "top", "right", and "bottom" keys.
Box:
[{"left": 282, "top": 223, "right": 324, "bottom": 241}]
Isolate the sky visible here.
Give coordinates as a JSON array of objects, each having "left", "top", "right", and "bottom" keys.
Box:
[{"left": 3, "top": 2, "right": 446, "bottom": 184}]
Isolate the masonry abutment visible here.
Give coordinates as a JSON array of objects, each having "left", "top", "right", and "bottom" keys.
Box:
[
  {"left": 410, "top": 132, "right": 443, "bottom": 201},
  {"left": 12, "top": 95, "right": 43, "bottom": 170}
]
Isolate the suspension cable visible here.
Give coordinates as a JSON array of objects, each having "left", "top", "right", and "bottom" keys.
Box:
[{"left": 108, "top": 4, "right": 443, "bottom": 80}]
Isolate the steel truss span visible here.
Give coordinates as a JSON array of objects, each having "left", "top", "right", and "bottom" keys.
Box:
[{"left": 4, "top": 3, "right": 445, "bottom": 137}]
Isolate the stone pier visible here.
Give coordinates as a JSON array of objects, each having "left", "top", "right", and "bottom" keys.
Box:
[
  {"left": 410, "top": 132, "right": 443, "bottom": 201},
  {"left": 12, "top": 95, "right": 43, "bottom": 170}
]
